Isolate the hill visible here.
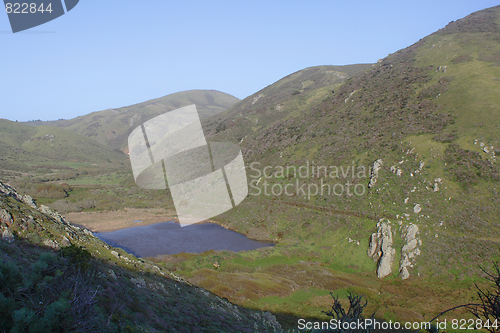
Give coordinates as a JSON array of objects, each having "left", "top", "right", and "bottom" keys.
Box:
[
  {"left": 28, "top": 90, "right": 240, "bottom": 151},
  {"left": 0, "top": 119, "right": 127, "bottom": 176},
  {"left": 170, "top": 5, "right": 500, "bottom": 324},
  {"left": 201, "top": 64, "right": 372, "bottom": 144}
]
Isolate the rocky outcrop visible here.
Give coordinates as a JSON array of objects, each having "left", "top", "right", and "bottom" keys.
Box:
[
  {"left": 2, "top": 228, "right": 14, "bottom": 243},
  {"left": 43, "top": 238, "right": 59, "bottom": 250},
  {"left": 0, "top": 180, "right": 80, "bottom": 247},
  {"left": 368, "top": 219, "right": 422, "bottom": 279},
  {"left": 399, "top": 224, "right": 421, "bottom": 280},
  {"left": 0, "top": 182, "right": 69, "bottom": 226},
  {"left": 433, "top": 178, "right": 442, "bottom": 192},
  {"left": 368, "top": 159, "right": 383, "bottom": 188},
  {"left": 39, "top": 205, "right": 70, "bottom": 226},
  {"left": 0, "top": 209, "right": 13, "bottom": 227},
  {"left": 22, "top": 195, "right": 37, "bottom": 209},
  {"left": 367, "top": 219, "right": 395, "bottom": 278},
  {"left": 252, "top": 94, "right": 263, "bottom": 104},
  {"left": 390, "top": 165, "right": 402, "bottom": 176}
]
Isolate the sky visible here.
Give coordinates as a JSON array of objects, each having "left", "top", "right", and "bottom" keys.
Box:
[{"left": 0, "top": 1, "right": 498, "bottom": 122}]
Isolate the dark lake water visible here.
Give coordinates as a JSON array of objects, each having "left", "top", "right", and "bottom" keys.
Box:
[{"left": 95, "top": 221, "right": 274, "bottom": 258}]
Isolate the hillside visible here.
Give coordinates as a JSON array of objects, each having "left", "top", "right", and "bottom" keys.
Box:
[
  {"left": 2, "top": 5, "right": 499, "bottom": 328},
  {"left": 167, "top": 5, "right": 500, "bottom": 323},
  {"left": 202, "top": 64, "right": 372, "bottom": 144},
  {"left": 28, "top": 90, "right": 240, "bottom": 151},
  {"left": 0, "top": 179, "right": 283, "bottom": 332},
  {"left": 0, "top": 119, "right": 127, "bottom": 176}
]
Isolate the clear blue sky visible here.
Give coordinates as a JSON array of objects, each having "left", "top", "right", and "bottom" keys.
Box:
[{"left": 1, "top": 1, "right": 498, "bottom": 121}]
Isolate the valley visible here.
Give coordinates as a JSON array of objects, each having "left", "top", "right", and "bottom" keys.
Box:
[{"left": 1, "top": 5, "right": 500, "bottom": 332}]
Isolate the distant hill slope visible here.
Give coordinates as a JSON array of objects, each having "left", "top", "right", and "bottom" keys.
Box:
[
  {"left": 0, "top": 119, "right": 127, "bottom": 174},
  {"left": 29, "top": 90, "right": 240, "bottom": 151},
  {"left": 202, "top": 64, "right": 372, "bottom": 143},
  {"left": 0, "top": 179, "right": 283, "bottom": 332}
]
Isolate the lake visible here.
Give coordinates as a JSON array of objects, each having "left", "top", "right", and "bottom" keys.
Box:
[{"left": 95, "top": 221, "right": 274, "bottom": 258}]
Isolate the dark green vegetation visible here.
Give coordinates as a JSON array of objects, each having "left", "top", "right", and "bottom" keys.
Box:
[
  {"left": 0, "top": 180, "right": 283, "bottom": 332},
  {"left": 1, "top": 5, "right": 500, "bottom": 332}
]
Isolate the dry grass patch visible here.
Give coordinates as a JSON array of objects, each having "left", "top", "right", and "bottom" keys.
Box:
[
  {"left": 189, "top": 270, "right": 297, "bottom": 303},
  {"left": 259, "top": 264, "right": 366, "bottom": 290},
  {"left": 65, "top": 207, "right": 177, "bottom": 232}
]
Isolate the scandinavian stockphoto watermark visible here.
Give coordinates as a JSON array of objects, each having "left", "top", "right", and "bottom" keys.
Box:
[
  {"left": 248, "top": 160, "right": 369, "bottom": 199},
  {"left": 128, "top": 104, "right": 248, "bottom": 226},
  {"left": 4, "top": 0, "right": 79, "bottom": 33}
]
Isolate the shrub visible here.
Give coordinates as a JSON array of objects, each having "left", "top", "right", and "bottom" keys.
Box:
[
  {"left": 60, "top": 245, "right": 92, "bottom": 270},
  {"left": 316, "top": 292, "right": 373, "bottom": 333},
  {"left": 0, "top": 260, "right": 22, "bottom": 293},
  {"left": 468, "top": 262, "right": 500, "bottom": 333}
]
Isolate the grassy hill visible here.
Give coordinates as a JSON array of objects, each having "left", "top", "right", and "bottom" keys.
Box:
[
  {"left": 28, "top": 90, "right": 240, "bottom": 151},
  {"left": 161, "top": 5, "right": 500, "bottom": 326},
  {"left": 0, "top": 119, "right": 127, "bottom": 176},
  {"left": 202, "top": 64, "right": 372, "bottom": 144}
]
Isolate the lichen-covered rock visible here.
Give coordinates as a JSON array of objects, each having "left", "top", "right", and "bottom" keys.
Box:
[
  {"left": 39, "top": 205, "right": 69, "bottom": 225},
  {"left": 22, "top": 195, "right": 37, "bottom": 209},
  {"left": 2, "top": 228, "right": 14, "bottom": 243},
  {"left": 368, "top": 159, "right": 383, "bottom": 188},
  {"left": 399, "top": 224, "right": 421, "bottom": 280},
  {"left": 61, "top": 236, "right": 71, "bottom": 247},
  {"left": 83, "top": 229, "right": 93, "bottom": 236},
  {"left": 0, "top": 209, "right": 13, "bottom": 227},
  {"left": 149, "top": 281, "right": 166, "bottom": 292},
  {"left": 43, "top": 239, "right": 59, "bottom": 250},
  {"left": 108, "top": 269, "right": 117, "bottom": 280},
  {"left": 433, "top": 178, "right": 442, "bottom": 192},
  {"left": 367, "top": 219, "right": 395, "bottom": 278}
]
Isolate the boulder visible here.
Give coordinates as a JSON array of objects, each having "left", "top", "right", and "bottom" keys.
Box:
[
  {"left": 399, "top": 224, "right": 421, "bottom": 280},
  {"left": 367, "top": 219, "right": 395, "bottom": 278},
  {"left": 2, "top": 228, "right": 14, "bottom": 243},
  {"left": 43, "top": 239, "right": 59, "bottom": 250},
  {"left": 0, "top": 209, "right": 13, "bottom": 227},
  {"left": 22, "top": 195, "right": 37, "bottom": 209},
  {"left": 368, "top": 159, "right": 383, "bottom": 188}
]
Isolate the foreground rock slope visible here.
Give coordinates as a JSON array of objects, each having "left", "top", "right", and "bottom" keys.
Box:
[{"left": 0, "top": 179, "right": 282, "bottom": 332}]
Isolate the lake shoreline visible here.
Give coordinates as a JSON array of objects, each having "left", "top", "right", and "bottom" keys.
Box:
[{"left": 94, "top": 220, "right": 275, "bottom": 258}]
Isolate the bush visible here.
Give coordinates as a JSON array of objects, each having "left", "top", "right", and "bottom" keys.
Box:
[
  {"left": 314, "top": 292, "right": 373, "bottom": 333},
  {"left": 0, "top": 260, "right": 22, "bottom": 293},
  {"left": 468, "top": 262, "right": 500, "bottom": 333},
  {"left": 60, "top": 245, "right": 92, "bottom": 270}
]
